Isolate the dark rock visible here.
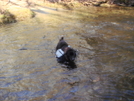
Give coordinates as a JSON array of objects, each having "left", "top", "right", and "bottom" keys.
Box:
[{"left": 19, "top": 48, "right": 28, "bottom": 50}]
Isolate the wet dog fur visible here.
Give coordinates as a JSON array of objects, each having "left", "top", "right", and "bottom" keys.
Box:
[{"left": 56, "top": 37, "right": 77, "bottom": 68}]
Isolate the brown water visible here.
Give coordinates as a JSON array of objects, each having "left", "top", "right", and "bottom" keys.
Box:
[{"left": 0, "top": 6, "right": 134, "bottom": 101}]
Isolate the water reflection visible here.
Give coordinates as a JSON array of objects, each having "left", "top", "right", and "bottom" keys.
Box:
[
  {"left": 60, "top": 61, "right": 77, "bottom": 70},
  {"left": 0, "top": 7, "right": 134, "bottom": 101}
]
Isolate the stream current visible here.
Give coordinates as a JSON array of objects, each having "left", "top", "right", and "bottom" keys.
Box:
[{"left": 0, "top": 6, "right": 134, "bottom": 101}]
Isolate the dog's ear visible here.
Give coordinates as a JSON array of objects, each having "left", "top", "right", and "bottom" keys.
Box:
[{"left": 60, "top": 37, "right": 64, "bottom": 41}]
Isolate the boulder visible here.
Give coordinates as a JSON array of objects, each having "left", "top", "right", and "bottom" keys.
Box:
[{"left": 100, "top": 3, "right": 118, "bottom": 7}]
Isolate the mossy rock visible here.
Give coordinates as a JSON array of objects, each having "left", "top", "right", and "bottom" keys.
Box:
[
  {"left": 0, "top": 11, "right": 16, "bottom": 24},
  {"left": 0, "top": 14, "right": 5, "bottom": 19},
  {"left": 7, "top": 6, "right": 35, "bottom": 21}
]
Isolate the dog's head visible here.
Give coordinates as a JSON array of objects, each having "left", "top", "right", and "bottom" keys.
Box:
[{"left": 65, "top": 48, "right": 77, "bottom": 62}]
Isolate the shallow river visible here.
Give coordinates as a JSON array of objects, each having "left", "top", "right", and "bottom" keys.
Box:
[{"left": 0, "top": 6, "right": 134, "bottom": 101}]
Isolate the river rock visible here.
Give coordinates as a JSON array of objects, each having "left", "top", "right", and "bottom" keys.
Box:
[
  {"left": 100, "top": 3, "right": 111, "bottom": 7},
  {"left": 129, "top": 0, "right": 134, "bottom": 6},
  {"left": 96, "top": 0, "right": 107, "bottom": 3},
  {"left": 100, "top": 3, "right": 118, "bottom": 7},
  {"left": 92, "top": 2, "right": 101, "bottom": 6}
]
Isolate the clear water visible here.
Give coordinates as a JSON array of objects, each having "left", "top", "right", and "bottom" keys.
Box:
[{"left": 0, "top": 6, "right": 134, "bottom": 101}]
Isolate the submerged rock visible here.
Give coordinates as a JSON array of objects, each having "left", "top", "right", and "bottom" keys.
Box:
[{"left": 19, "top": 47, "right": 28, "bottom": 50}]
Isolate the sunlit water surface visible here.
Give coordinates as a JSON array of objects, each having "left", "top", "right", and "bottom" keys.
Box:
[{"left": 0, "top": 6, "right": 134, "bottom": 101}]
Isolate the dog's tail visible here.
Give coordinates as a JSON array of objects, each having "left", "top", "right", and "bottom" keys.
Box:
[{"left": 60, "top": 37, "right": 64, "bottom": 41}]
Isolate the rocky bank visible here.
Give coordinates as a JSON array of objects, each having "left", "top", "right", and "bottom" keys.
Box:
[{"left": 0, "top": 0, "right": 134, "bottom": 24}]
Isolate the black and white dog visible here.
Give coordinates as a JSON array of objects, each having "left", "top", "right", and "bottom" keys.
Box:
[{"left": 55, "top": 37, "right": 77, "bottom": 65}]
